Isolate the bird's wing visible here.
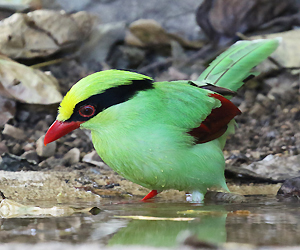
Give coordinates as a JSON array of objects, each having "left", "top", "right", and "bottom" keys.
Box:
[
  {"left": 187, "top": 93, "right": 241, "bottom": 143},
  {"left": 196, "top": 39, "right": 279, "bottom": 92},
  {"left": 155, "top": 82, "right": 240, "bottom": 144}
]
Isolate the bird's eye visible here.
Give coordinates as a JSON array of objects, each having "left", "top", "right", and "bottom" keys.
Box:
[{"left": 79, "top": 105, "right": 95, "bottom": 117}]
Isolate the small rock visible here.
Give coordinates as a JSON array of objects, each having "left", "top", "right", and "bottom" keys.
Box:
[
  {"left": 63, "top": 148, "right": 80, "bottom": 165},
  {"left": 23, "top": 142, "right": 35, "bottom": 151},
  {"left": 0, "top": 141, "right": 8, "bottom": 155},
  {"left": 11, "top": 143, "right": 22, "bottom": 155},
  {"left": 21, "top": 150, "right": 39, "bottom": 164},
  {"left": 72, "top": 138, "right": 83, "bottom": 148},
  {"left": 38, "top": 156, "right": 63, "bottom": 169},
  {"left": 248, "top": 102, "right": 266, "bottom": 117},
  {"left": 35, "top": 120, "right": 49, "bottom": 131},
  {"left": 2, "top": 124, "right": 26, "bottom": 140},
  {"left": 205, "top": 191, "right": 246, "bottom": 203},
  {"left": 83, "top": 150, "right": 110, "bottom": 169},
  {"left": 277, "top": 177, "right": 300, "bottom": 198},
  {"left": 36, "top": 135, "right": 56, "bottom": 157}
]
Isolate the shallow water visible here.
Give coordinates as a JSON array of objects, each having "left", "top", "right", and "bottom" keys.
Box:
[{"left": 0, "top": 195, "right": 300, "bottom": 248}]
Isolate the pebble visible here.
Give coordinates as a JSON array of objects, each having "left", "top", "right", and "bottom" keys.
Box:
[
  {"left": 12, "top": 143, "right": 22, "bottom": 155},
  {"left": 0, "top": 141, "right": 9, "bottom": 155},
  {"left": 205, "top": 191, "right": 246, "bottom": 203},
  {"left": 35, "top": 120, "right": 49, "bottom": 131},
  {"left": 21, "top": 150, "right": 39, "bottom": 164},
  {"left": 62, "top": 148, "right": 80, "bottom": 165},
  {"left": 82, "top": 150, "right": 109, "bottom": 169},
  {"left": 36, "top": 135, "right": 56, "bottom": 157},
  {"left": 23, "top": 143, "right": 35, "bottom": 151},
  {"left": 248, "top": 103, "right": 266, "bottom": 117},
  {"left": 277, "top": 177, "right": 300, "bottom": 198},
  {"left": 2, "top": 124, "right": 26, "bottom": 140},
  {"left": 38, "top": 156, "right": 63, "bottom": 169}
]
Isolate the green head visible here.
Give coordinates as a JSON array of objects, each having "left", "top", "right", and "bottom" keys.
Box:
[{"left": 44, "top": 69, "right": 153, "bottom": 145}]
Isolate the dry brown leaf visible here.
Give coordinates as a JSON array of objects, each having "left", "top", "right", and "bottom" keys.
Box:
[
  {"left": 126, "top": 19, "right": 203, "bottom": 49},
  {"left": 229, "top": 210, "right": 251, "bottom": 216},
  {"left": 0, "top": 199, "right": 99, "bottom": 218},
  {"left": 0, "top": 55, "right": 62, "bottom": 104},
  {"left": 0, "top": 10, "right": 96, "bottom": 59},
  {"left": 196, "top": 0, "right": 296, "bottom": 45},
  {"left": 0, "top": 95, "right": 15, "bottom": 126}
]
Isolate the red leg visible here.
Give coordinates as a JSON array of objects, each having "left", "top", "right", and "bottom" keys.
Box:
[{"left": 142, "top": 190, "right": 158, "bottom": 201}]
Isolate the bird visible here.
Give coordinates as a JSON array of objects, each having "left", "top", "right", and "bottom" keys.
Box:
[{"left": 44, "top": 39, "right": 279, "bottom": 202}]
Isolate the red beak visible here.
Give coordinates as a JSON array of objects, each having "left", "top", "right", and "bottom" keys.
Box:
[{"left": 44, "top": 120, "right": 82, "bottom": 146}]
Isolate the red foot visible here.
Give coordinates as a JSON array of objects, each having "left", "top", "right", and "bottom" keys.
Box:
[{"left": 142, "top": 190, "right": 158, "bottom": 201}]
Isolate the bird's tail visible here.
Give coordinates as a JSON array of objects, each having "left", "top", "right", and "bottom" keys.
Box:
[{"left": 196, "top": 39, "right": 279, "bottom": 93}]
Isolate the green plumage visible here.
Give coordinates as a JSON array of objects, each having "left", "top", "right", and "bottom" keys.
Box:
[
  {"left": 83, "top": 80, "right": 228, "bottom": 195},
  {"left": 52, "top": 39, "right": 279, "bottom": 201}
]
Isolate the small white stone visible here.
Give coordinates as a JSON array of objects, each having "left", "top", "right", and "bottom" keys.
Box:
[
  {"left": 36, "top": 135, "right": 56, "bottom": 157},
  {"left": 63, "top": 148, "right": 80, "bottom": 165},
  {"left": 2, "top": 124, "right": 26, "bottom": 140}
]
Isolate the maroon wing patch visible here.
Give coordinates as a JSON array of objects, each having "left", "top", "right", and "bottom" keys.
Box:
[{"left": 188, "top": 93, "right": 241, "bottom": 144}]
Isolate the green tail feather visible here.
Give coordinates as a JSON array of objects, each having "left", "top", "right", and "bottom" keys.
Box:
[{"left": 196, "top": 39, "right": 279, "bottom": 92}]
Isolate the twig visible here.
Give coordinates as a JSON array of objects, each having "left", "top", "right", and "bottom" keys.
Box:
[
  {"left": 236, "top": 32, "right": 251, "bottom": 41},
  {"left": 139, "top": 57, "right": 174, "bottom": 74},
  {"left": 30, "top": 57, "right": 72, "bottom": 69}
]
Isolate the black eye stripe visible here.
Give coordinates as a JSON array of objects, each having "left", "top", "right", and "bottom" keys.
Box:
[{"left": 66, "top": 78, "right": 154, "bottom": 122}]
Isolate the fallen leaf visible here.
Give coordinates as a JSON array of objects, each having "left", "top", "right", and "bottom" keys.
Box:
[
  {"left": 229, "top": 210, "right": 251, "bottom": 216},
  {"left": 0, "top": 9, "right": 96, "bottom": 59},
  {"left": 234, "top": 154, "right": 300, "bottom": 181},
  {"left": 196, "top": 0, "right": 296, "bottom": 45},
  {"left": 0, "top": 95, "right": 15, "bottom": 126},
  {"left": 0, "top": 198, "right": 100, "bottom": 218},
  {"left": 126, "top": 19, "right": 203, "bottom": 49},
  {"left": 0, "top": 55, "right": 62, "bottom": 104}
]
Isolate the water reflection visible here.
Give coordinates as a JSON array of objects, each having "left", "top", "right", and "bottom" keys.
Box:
[
  {"left": 0, "top": 197, "right": 300, "bottom": 247},
  {"left": 108, "top": 214, "right": 227, "bottom": 247}
]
